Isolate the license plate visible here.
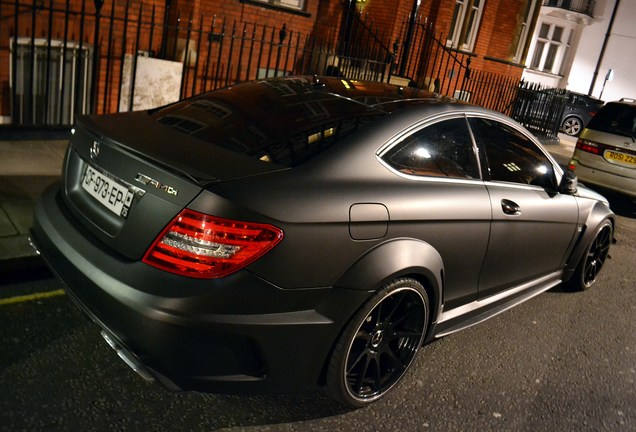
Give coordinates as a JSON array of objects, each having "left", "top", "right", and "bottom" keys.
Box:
[
  {"left": 82, "top": 164, "right": 134, "bottom": 218},
  {"left": 604, "top": 150, "right": 636, "bottom": 167}
]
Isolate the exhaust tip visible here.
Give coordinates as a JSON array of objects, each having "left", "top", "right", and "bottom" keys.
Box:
[{"left": 101, "top": 331, "right": 155, "bottom": 383}]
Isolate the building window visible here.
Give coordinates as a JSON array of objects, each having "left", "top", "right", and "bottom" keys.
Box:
[
  {"left": 559, "top": 29, "right": 573, "bottom": 75},
  {"left": 512, "top": 0, "right": 539, "bottom": 63},
  {"left": 11, "top": 38, "right": 92, "bottom": 125},
  {"left": 529, "top": 22, "right": 571, "bottom": 74},
  {"left": 447, "top": 0, "right": 484, "bottom": 52},
  {"left": 250, "top": 0, "right": 305, "bottom": 12}
]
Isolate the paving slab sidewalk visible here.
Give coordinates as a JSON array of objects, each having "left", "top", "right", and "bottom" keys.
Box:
[{"left": 0, "top": 140, "right": 68, "bottom": 273}]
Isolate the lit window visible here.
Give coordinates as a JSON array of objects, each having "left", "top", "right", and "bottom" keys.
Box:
[{"left": 447, "top": 0, "right": 484, "bottom": 51}]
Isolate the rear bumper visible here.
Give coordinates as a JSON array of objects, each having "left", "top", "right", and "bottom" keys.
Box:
[
  {"left": 32, "top": 184, "right": 369, "bottom": 393},
  {"left": 571, "top": 154, "right": 636, "bottom": 198}
]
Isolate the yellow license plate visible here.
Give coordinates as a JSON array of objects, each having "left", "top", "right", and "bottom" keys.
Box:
[{"left": 604, "top": 150, "right": 636, "bottom": 167}]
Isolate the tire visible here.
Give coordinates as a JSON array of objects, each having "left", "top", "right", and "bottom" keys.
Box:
[
  {"left": 567, "top": 220, "right": 612, "bottom": 291},
  {"left": 562, "top": 116, "right": 583, "bottom": 136},
  {"left": 326, "top": 277, "right": 429, "bottom": 407}
]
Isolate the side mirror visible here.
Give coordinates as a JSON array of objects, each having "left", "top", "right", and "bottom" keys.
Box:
[{"left": 559, "top": 170, "right": 578, "bottom": 195}]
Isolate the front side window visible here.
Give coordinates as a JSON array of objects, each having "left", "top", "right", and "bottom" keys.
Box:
[
  {"left": 447, "top": 0, "right": 484, "bottom": 52},
  {"left": 382, "top": 118, "right": 480, "bottom": 179},
  {"left": 468, "top": 117, "right": 555, "bottom": 188}
]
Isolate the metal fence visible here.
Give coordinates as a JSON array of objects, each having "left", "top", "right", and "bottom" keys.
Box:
[
  {"left": 510, "top": 80, "right": 568, "bottom": 141},
  {"left": 0, "top": 0, "right": 566, "bottom": 141}
]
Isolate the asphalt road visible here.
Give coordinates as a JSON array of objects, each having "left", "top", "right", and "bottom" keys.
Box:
[{"left": 1, "top": 203, "right": 635, "bottom": 431}]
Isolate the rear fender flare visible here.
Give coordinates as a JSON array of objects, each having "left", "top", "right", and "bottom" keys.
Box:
[{"left": 335, "top": 238, "right": 444, "bottom": 318}]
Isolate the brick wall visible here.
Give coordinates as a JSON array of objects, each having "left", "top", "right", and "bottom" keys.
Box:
[
  {"left": 197, "top": 1, "right": 319, "bottom": 38},
  {"left": 361, "top": 0, "right": 527, "bottom": 81}
]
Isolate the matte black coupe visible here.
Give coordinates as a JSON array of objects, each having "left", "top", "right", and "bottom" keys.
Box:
[{"left": 33, "top": 76, "right": 614, "bottom": 407}]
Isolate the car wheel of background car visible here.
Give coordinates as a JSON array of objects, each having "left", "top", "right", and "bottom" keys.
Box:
[
  {"left": 567, "top": 220, "right": 612, "bottom": 291},
  {"left": 326, "top": 277, "right": 429, "bottom": 407},
  {"left": 562, "top": 116, "right": 583, "bottom": 136}
]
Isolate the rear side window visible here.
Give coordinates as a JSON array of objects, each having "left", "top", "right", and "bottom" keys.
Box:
[
  {"left": 587, "top": 103, "right": 636, "bottom": 138},
  {"left": 382, "top": 118, "right": 479, "bottom": 179},
  {"left": 469, "top": 117, "right": 555, "bottom": 189}
]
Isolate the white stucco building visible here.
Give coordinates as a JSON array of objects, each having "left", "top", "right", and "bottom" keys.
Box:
[{"left": 523, "top": 0, "right": 636, "bottom": 102}]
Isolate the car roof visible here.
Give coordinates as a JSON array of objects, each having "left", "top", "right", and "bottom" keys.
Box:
[
  {"left": 617, "top": 97, "right": 636, "bottom": 105},
  {"left": 567, "top": 91, "right": 603, "bottom": 102},
  {"left": 148, "top": 76, "right": 475, "bottom": 167},
  {"left": 151, "top": 75, "right": 459, "bottom": 128}
]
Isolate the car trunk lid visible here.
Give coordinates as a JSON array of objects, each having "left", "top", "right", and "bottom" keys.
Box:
[
  {"left": 62, "top": 113, "right": 285, "bottom": 260},
  {"left": 577, "top": 129, "right": 636, "bottom": 178},
  {"left": 77, "top": 111, "right": 287, "bottom": 185}
]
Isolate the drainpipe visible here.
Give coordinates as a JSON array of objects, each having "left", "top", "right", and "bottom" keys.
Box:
[
  {"left": 588, "top": 0, "right": 620, "bottom": 97},
  {"left": 399, "top": 0, "right": 421, "bottom": 77}
]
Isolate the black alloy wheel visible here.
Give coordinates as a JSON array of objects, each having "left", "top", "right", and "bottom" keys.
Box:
[
  {"left": 562, "top": 116, "right": 583, "bottom": 136},
  {"left": 569, "top": 220, "right": 612, "bottom": 291},
  {"left": 327, "top": 278, "right": 428, "bottom": 407}
]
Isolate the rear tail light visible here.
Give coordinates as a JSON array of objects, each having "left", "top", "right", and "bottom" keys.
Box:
[
  {"left": 576, "top": 139, "right": 602, "bottom": 155},
  {"left": 143, "top": 209, "right": 283, "bottom": 278}
]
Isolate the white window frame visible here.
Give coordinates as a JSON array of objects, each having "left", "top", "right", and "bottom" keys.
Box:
[
  {"left": 528, "top": 20, "right": 572, "bottom": 75},
  {"left": 252, "top": 0, "right": 305, "bottom": 11},
  {"left": 10, "top": 37, "right": 92, "bottom": 125},
  {"left": 513, "top": 0, "right": 539, "bottom": 63},
  {"left": 447, "top": 0, "right": 485, "bottom": 52}
]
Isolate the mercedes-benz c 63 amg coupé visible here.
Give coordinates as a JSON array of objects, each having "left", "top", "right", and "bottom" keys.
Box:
[{"left": 32, "top": 76, "right": 614, "bottom": 407}]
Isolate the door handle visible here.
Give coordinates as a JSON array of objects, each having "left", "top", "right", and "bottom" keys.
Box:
[{"left": 501, "top": 199, "right": 520, "bottom": 215}]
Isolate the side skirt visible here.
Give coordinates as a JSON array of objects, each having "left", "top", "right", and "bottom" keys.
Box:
[{"left": 432, "top": 271, "right": 562, "bottom": 338}]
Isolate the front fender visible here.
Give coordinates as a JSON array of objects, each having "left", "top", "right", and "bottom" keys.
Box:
[
  {"left": 563, "top": 198, "right": 615, "bottom": 282},
  {"left": 335, "top": 238, "right": 444, "bottom": 318}
]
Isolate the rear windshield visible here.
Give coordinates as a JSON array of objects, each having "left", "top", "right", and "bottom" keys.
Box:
[
  {"left": 587, "top": 102, "right": 636, "bottom": 138},
  {"left": 147, "top": 78, "right": 413, "bottom": 167}
]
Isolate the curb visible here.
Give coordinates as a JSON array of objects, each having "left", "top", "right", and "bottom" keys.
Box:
[{"left": 0, "top": 235, "right": 45, "bottom": 275}]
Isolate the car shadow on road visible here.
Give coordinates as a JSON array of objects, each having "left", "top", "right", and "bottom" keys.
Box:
[{"left": 208, "top": 392, "right": 354, "bottom": 424}]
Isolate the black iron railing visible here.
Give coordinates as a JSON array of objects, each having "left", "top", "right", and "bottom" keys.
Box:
[{"left": 510, "top": 80, "right": 568, "bottom": 141}]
